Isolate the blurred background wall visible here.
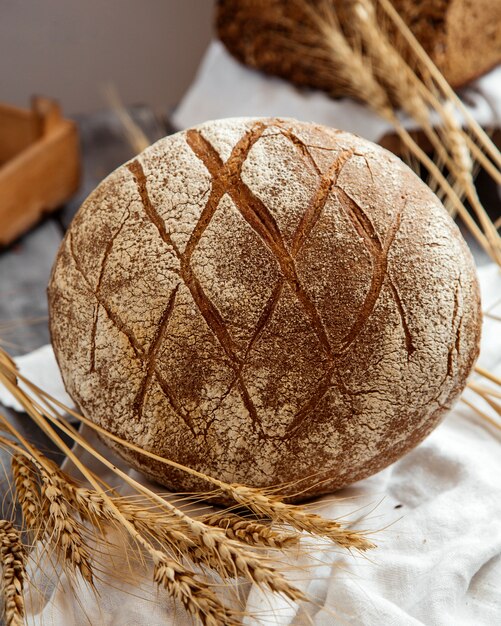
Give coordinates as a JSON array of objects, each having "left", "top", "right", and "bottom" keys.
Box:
[{"left": 0, "top": 0, "right": 214, "bottom": 115}]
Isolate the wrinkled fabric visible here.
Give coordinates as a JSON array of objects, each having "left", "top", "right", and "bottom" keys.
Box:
[{"left": 172, "top": 41, "right": 501, "bottom": 140}]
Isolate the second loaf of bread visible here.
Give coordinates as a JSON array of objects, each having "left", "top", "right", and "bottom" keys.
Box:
[{"left": 216, "top": 0, "right": 501, "bottom": 95}]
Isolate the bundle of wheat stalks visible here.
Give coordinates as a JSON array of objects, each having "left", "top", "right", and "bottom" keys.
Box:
[{"left": 1, "top": 1, "right": 501, "bottom": 624}]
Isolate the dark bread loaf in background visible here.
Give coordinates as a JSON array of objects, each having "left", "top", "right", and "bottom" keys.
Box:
[
  {"left": 48, "top": 118, "right": 481, "bottom": 501},
  {"left": 216, "top": 0, "right": 501, "bottom": 96}
]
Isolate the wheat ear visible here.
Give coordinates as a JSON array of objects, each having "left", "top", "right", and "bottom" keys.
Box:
[
  {"left": 2, "top": 379, "right": 304, "bottom": 602},
  {"left": 8, "top": 441, "right": 241, "bottom": 625},
  {"left": 33, "top": 461, "right": 94, "bottom": 585},
  {"left": 0, "top": 424, "right": 95, "bottom": 587},
  {"left": 200, "top": 512, "right": 299, "bottom": 549},
  {"left": 11, "top": 455, "right": 44, "bottom": 539},
  {"left": 219, "top": 486, "right": 373, "bottom": 550},
  {"left": 42, "top": 462, "right": 196, "bottom": 555},
  {"left": 351, "top": 0, "right": 460, "bottom": 175},
  {"left": 286, "top": 0, "right": 492, "bottom": 257},
  {"left": 152, "top": 551, "right": 242, "bottom": 626},
  {"left": 37, "top": 450, "right": 302, "bottom": 600},
  {"left": 0, "top": 520, "right": 26, "bottom": 626},
  {"left": 0, "top": 353, "right": 373, "bottom": 602}
]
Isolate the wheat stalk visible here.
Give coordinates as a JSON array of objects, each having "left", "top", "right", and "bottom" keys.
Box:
[
  {"left": 351, "top": 0, "right": 460, "bottom": 178},
  {"left": 290, "top": 0, "right": 391, "bottom": 112},
  {"left": 2, "top": 441, "right": 97, "bottom": 593},
  {"left": 37, "top": 423, "right": 303, "bottom": 600},
  {"left": 475, "top": 366, "right": 501, "bottom": 387},
  {"left": 217, "top": 486, "right": 373, "bottom": 550},
  {"left": 461, "top": 365, "right": 501, "bottom": 430},
  {"left": 0, "top": 520, "right": 26, "bottom": 626},
  {"left": 461, "top": 397, "right": 501, "bottom": 431},
  {"left": 351, "top": 0, "right": 428, "bottom": 121},
  {"left": 0, "top": 349, "right": 377, "bottom": 622},
  {"left": 112, "top": 512, "right": 243, "bottom": 625},
  {"left": 464, "top": 365, "right": 501, "bottom": 430},
  {"left": 468, "top": 383, "right": 501, "bottom": 401},
  {"left": 347, "top": 0, "right": 501, "bottom": 263},
  {"left": 39, "top": 459, "right": 195, "bottom": 553},
  {"left": 104, "top": 84, "right": 151, "bottom": 154},
  {"left": 1, "top": 427, "right": 243, "bottom": 625},
  {"left": 187, "top": 525, "right": 304, "bottom": 601},
  {"left": 248, "top": 0, "right": 500, "bottom": 263},
  {"left": 353, "top": 1, "right": 501, "bottom": 262}
]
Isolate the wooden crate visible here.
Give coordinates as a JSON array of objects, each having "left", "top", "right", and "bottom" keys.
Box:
[{"left": 0, "top": 97, "right": 80, "bottom": 246}]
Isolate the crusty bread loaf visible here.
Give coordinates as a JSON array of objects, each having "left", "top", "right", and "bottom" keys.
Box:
[
  {"left": 216, "top": 0, "right": 501, "bottom": 95},
  {"left": 48, "top": 118, "right": 481, "bottom": 502}
]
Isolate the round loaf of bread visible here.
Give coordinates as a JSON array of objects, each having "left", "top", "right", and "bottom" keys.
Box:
[{"left": 48, "top": 117, "right": 481, "bottom": 501}]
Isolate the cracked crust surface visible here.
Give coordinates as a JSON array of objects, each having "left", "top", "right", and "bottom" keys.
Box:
[{"left": 48, "top": 117, "right": 482, "bottom": 501}]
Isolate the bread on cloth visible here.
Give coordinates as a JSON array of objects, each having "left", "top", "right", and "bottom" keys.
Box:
[
  {"left": 48, "top": 117, "right": 481, "bottom": 501},
  {"left": 216, "top": 0, "right": 501, "bottom": 94}
]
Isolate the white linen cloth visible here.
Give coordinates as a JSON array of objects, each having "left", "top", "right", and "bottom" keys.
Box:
[
  {"left": 172, "top": 41, "right": 501, "bottom": 138},
  {"left": 1, "top": 265, "right": 500, "bottom": 625}
]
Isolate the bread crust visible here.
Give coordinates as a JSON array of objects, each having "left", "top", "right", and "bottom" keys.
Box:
[
  {"left": 216, "top": 0, "right": 501, "bottom": 95},
  {"left": 48, "top": 118, "right": 481, "bottom": 502}
]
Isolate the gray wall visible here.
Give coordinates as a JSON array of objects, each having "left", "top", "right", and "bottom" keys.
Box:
[{"left": 0, "top": 0, "right": 214, "bottom": 115}]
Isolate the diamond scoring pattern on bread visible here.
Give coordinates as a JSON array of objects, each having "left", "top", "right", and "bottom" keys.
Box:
[{"left": 48, "top": 117, "right": 481, "bottom": 501}]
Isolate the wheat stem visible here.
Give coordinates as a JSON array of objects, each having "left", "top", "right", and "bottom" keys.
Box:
[
  {"left": 289, "top": 0, "right": 495, "bottom": 261},
  {"left": 468, "top": 382, "right": 501, "bottom": 400},
  {"left": 41, "top": 412, "right": 303, "bottom": 600},
  {"left": 475, "top": 366, "right": 501, "bottom": 387},
  {"left": 16, "top": 406, "right": 239, "bottom": 623},
  {"left": 473, "top": 391, "right": 501, "bottom": 417},
  {"left": 104, "top": 84, "right": 151, "bottom": 154},
  {"left": 390, "top": 117, "right": 493, "bottom": 256},
  {"left": 461, "top": 398, "right": 501, "bottom": 430},
  {"left": 440, "top": 102, "right": 501, "bottom": 261}
]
